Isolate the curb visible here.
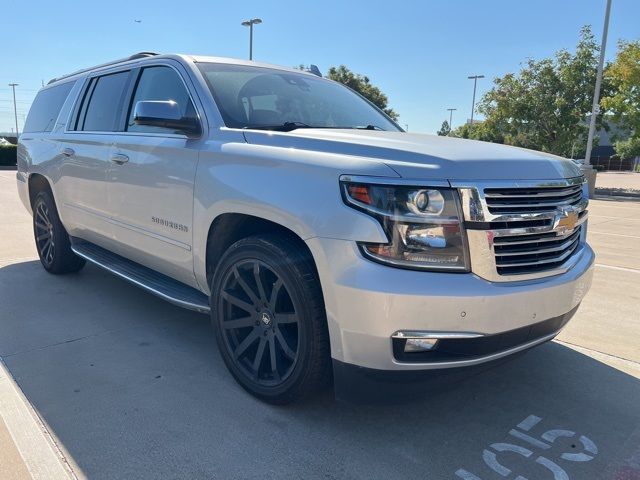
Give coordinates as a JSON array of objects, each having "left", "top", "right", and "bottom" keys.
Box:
[
  {"left": 0, "top": 360, "right": 78, "bottom": 480},
  {"left": 595, "top": 188, "right": 640, "bottom": 199}
]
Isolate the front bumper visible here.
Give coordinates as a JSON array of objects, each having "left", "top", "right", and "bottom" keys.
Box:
[{"left": 306, "top": 237, "right": 594, "bottom": 371}]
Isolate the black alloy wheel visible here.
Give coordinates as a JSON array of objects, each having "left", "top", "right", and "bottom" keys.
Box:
[
  {"left": 34, "top": 199, "right": 55, "bottom": 267},
  {"left": 32, "top": 191, "right": 85, "bottom": 274},
  {"left": 211, "top": 234, "right": 330, "bottom": 404},
  {"left": 219, "top": 259, "right": 300, "bottom": 386}
]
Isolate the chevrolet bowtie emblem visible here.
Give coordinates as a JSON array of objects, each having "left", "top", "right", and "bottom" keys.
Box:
[{"left": 554, "top": 207, "right": 579, "bottom": 234}]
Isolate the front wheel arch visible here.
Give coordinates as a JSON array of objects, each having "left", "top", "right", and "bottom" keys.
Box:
[{"left": 205, "top": 213, "right": 319, "bottom": 289}]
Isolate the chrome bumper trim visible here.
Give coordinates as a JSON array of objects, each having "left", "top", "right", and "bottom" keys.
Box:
[
  {"left": 391, "top": 330, "right": 560, "bottom": 369},
  {"left": 391, "top": 331, "right": 484, "bottom": 340}
]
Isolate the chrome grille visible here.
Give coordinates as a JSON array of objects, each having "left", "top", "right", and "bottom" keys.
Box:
[
  {"left": 484, "top": 183, "right": 583, "bottom": 214},
  {"left": 493, "top": 227, "right": 582, "bottom": 275},
  {"left": 456, "top": 177, "right": 588, "bottom": 282}
]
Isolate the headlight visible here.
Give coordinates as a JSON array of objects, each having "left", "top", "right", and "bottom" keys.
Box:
[{"left": 341, "top": 180, "right": 470, "bottom": 271}]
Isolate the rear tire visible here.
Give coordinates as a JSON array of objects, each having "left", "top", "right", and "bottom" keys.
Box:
[
  {"left": 210, "top": 234, "right": 330, "bottom": 404},
  {"left": 32, "top": 191, "right": 85, "bottom": 274}
]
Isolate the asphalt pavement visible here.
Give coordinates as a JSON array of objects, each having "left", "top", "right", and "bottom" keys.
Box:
[{"left": 0, "top": 170, "right": 638, "bottom": 480}]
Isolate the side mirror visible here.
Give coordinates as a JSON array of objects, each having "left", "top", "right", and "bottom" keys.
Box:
[{"left": 133, "top": 100, "right": 201, "bottom": 136}]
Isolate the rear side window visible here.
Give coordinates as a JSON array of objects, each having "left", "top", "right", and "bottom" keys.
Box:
[
  {"left": 23, "top": 81, "right": 75, "bottom": 133},
  {"left": 77, "top": 71, "right": 129, "bottom": 131}
]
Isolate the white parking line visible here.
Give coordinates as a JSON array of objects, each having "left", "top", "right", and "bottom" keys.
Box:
[
  {"left": 589, "top": 215, "right": 640, "bottom": 220},
  {"left": 591, "top": 201, "right": 640, "bottom": 210},
  {"left": 0, "top": 360, "right": 77, "bottom": 480},
  {"left": 595, "top": 264, "right": 640, "bottom": 274},
  {"left": 589, "top": 231, "right": 640, "bottom": 239}
]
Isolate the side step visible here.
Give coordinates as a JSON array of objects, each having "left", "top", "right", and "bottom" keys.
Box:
[{"left": 71, "top": 241, "right": 210, "bottom": 314}]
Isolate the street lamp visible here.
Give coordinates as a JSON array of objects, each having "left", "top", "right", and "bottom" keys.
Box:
[
  {"left": 585, "top": 0, "right": 612, "bottom": 167},
  {"left": 241, "top": 18, "right": 262, "bottom": 61},
  {"left": 446, "top": 108, "right": 457, "bottom": 132},
  {"left": 8, "top": 83, "right": 19, "bottom": 139},
  {"left": 467, "top": 75, "right": 484, "bottom": 124}
]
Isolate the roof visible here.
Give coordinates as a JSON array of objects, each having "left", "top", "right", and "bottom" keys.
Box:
[
  {"left": 47, "top": 52, "right": 319, "bottom": 87},
  {"left": 186, "top": 55, "right": 319, "bottom": 77}
]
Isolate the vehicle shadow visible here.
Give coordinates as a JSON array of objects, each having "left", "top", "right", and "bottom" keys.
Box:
[{"left": 0, "top": 260, "right": 638, "bottom": 480}]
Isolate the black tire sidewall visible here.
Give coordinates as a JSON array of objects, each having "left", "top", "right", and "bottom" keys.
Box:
[
  {"left": 210, "top": 236, "right": 324, "bottom": 403},
  {"left": 33, "top": 192, "right": 59, "bottom": 271},
  {"left": 32, "top": 191, "right": 84, "bottom": 274}
]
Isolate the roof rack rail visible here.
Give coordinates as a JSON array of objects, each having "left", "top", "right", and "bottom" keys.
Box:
[{"left": 47, "top": 52, "right": 159, "bottom": 85}]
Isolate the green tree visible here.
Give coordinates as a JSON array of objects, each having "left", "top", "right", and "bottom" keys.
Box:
[
  {"left": 327, "top": 65, "right": 399, "bottom": 120},
  {"left": 475, "top": 26, "right": 605, "bottom": 157},
  {"left": 437, "top": 120, "right": 451, "bottom": 136},
  {"left": 601, "top": 40, "right": 640, "bottom": 155},
  {"left": 451, "top": 120, "right": 505, "bottom": 143},
  {"left": 615, "top": 137, "right": 640, "bottom": 160}
]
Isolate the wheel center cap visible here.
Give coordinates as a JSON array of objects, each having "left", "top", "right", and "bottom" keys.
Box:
[{"left": 260, "top": 312, "right": 273, "bottom": 327}]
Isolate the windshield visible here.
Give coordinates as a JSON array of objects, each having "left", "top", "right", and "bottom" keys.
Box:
[{"left": 197, "top": 63, "right": 400, "bottom": 131}]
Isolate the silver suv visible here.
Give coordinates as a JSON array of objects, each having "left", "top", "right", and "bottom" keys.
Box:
[{"left": 17, "top": 52, "right": 594, "bottom": 403}]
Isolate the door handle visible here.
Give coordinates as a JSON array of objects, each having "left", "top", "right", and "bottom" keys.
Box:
[
  {"left": 110, "top": 153, "right": 129, "bottom": 165},
  {"left": 61, "top": 147, "right": 75, "bottom": 157}
]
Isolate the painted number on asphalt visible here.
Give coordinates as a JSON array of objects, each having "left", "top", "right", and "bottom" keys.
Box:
[{"left": 455, "top": 414, "right": 598, "bottom": 479}]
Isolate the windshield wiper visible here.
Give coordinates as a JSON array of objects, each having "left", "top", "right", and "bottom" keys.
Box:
[
  {"left": 354, "top": 124, "right": 385, "bottom": 131},
  {"left": 243, "top": 122, "right": 388, "bottom": 132},
  {"left": 244, "top": 122, "right": 315, "bottom": 132}
]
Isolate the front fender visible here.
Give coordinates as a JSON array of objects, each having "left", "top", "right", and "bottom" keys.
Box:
[{"left": 192, "top": 140, "right": 397, "bottom": 291}]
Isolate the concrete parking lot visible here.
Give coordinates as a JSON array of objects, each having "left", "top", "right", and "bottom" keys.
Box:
[{"left": 0, "top": 170, "right": 638, "bottom": 480}]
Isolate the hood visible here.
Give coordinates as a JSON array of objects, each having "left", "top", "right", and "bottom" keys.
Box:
[{"left": 242, "top": 129, "right": 582, "bottom": 181}]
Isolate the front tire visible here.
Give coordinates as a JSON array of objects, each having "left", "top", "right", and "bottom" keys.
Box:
[
  {"left": 32, "top": 191, "right": 85, "bottom": 274},
  {"left": 210, "top": 234, "right": 330, "bottom": 404}
]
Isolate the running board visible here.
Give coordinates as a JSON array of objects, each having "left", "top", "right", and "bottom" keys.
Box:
[{"left": 71, "top": 241, "right": 210, "bottom": 314}]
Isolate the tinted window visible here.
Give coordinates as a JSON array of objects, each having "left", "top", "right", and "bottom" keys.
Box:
[
  {"left": 23, "top": 82, "right": 75, "bottom": 133},
  {"left": 197, "top": 63, "right": 399, "bottom": 131},
  {"left": 81, "top": 71, "right": 129, "bottom": 131},
  {"left": 127, "top": 66, "right": 196, "bottom": 133}
]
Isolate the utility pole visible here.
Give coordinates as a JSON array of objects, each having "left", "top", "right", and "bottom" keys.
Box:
[
  {"left": 467, "top": 75, "right": 484, "bottom": 124},
  {"left": 585, "top": 0, "right": 612, "bottom": 166},
  {"left": 241, "top": 18, "right": 262, "bottom": 60},
  {"left": 8, "top": 83, "right": 19, "bottom": 139},
  {"left": 447, "top": 108, "right": 457, "bottom": 132}
]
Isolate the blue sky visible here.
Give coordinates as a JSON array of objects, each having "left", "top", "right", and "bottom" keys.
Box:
[{"left": 1, "top": 0, "right": 638, "bottom": 134}]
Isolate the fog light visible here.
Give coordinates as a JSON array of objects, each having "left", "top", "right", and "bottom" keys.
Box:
[{"left": 404, "top": 338, "right": 439, "bottom": 352}]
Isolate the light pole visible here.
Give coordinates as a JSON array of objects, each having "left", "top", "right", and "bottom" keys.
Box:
[
  {"left": 447, "top": 108, "right": 457, "bottom": 132},
  {"left": 8, "top": 83, "right": 19, "bottom": 139},
  {"left": 241, "top": 18, "right": 262, "bottom": 61},
  {"left": 585, "top": 0, "right": 612, "bottom": 167},
  {"left": 467, "top": 75, "right": 484, "bottom": 124}
]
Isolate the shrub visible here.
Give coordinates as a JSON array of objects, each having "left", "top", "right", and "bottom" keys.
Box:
[
  {"left": 0, "top": 145, "right": 17, "bottom": 166},
  {"left": 615, "top": 137, "right": 640, "bottom": 160}
]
